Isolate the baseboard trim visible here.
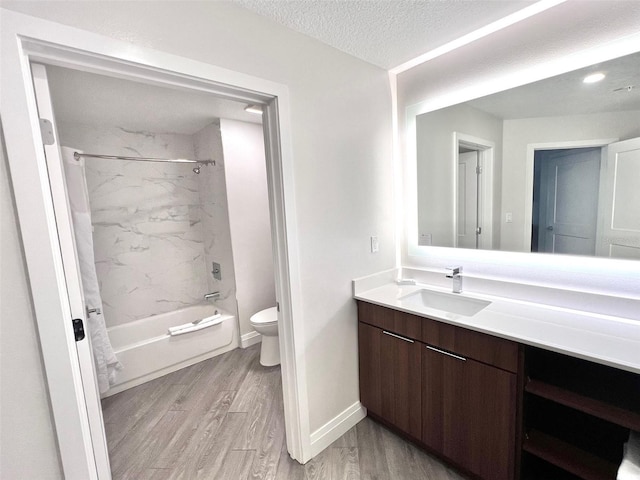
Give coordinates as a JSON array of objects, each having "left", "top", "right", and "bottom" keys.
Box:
[
  {"left": 240, "top": 330, "right": 262, "bottom": 348},
  {"left": 309, "top": 401, "right": 367, "bottom": 458}
]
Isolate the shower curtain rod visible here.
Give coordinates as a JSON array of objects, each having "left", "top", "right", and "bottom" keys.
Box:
[{"left": 73, "top": 152, "right": 215, "bottom": 165}]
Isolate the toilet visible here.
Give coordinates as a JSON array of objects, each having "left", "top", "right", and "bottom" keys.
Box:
[{"left": 249, "top": 306, "right": 280, "bottom": 366}]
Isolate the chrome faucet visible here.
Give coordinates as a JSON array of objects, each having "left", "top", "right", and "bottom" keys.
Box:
[{"left": 446, "top": 266, "right": 463, "bottom": 293}]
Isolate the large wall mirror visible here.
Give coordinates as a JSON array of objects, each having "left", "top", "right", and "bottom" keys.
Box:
[{"left": 411, "top": 50, "right": 640, "bottom": 260}]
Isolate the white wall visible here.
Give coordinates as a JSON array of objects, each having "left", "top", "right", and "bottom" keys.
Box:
[
  {"left": 0, "top": 1, "right": 394, "bottom": 464},
  {"left": 398, "top": 0, "right": 640, "bottom": 300},
  {"left": 500, "top": 110, "right": 640, "bottom": 252},
  {"left": 0, "top": 133, "right": 63, "bottom": 478},
  {"left": 416, "top": 103, "right": 502, "bottom": 248},
  {"left": 221, "top": 119, "right": 276, "bottom": 337}
]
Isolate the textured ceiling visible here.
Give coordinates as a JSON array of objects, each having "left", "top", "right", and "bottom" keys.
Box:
[
  {"left": 233, "top": 0, "right": 536, "bottom": 69},
  {"left": 47, "top": 0, "right": 534, "bottom": 135}
]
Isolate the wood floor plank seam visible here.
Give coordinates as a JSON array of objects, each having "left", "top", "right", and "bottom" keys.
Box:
[{"left": 104, "top": 344, "right": 468, "bottom": 480}]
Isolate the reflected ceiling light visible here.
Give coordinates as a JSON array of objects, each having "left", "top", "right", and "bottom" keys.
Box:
[
  {"left": 244, "top": 104, "right": 263, "bottom": 115},
  {"left": 583, "top": 72, "right": 606, "bottom": 84}
]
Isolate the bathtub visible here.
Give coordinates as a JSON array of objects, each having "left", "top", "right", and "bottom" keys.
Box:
[{"left": 104, "top": 304, "right": 237, "bottom": 396}]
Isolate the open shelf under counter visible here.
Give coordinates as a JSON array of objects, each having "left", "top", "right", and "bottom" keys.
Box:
[
  {"left": 524, "top": 346, "right": 639, "bottom": 423},
  {"left": 522, "top": 346, "right": 638, "bottom": 480},
  {"left": 523, "top": 430, "right": 619, "bottom": 480},
  {"left": 525, "top": 379, "right": 640, "bottom": 431}
]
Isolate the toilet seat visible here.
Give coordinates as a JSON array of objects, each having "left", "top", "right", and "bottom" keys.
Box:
[{"left": 250, "top": 306, "right": 277, "bottom": 325}]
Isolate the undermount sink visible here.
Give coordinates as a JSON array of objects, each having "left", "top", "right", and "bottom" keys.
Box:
[{"left": 400, "top": 289, "right": 491, "bottom": 316}]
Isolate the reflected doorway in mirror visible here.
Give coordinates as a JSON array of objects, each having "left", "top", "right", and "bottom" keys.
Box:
[
  {"left": 531, "top": 147, "right": 601, "bottom": 256},
  {"left": 453, "top": 133, "right": 495, "bottom": 250}
]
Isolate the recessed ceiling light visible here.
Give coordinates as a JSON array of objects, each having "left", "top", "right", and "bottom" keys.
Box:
[
  {"left": 583, "top": 72, "right": 605, "bottom": 84},
  {"left": 244, "top": 104, "right": 263, "bottom": 115}
]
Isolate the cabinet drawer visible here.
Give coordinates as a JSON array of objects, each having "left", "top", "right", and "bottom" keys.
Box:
[
  {"left": 421, "top": 316, "right": 520, "bottom": 373},
  {"left": 357, "top": 301, "right": 421, "bottom": 340},
  {"left": 357, "top": 300, "right": 519, "bottom": 373}
]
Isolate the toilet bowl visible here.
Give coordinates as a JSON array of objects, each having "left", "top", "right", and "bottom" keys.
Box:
[{"left": 249, "top": 306, "right": 280, "bottom": 366}]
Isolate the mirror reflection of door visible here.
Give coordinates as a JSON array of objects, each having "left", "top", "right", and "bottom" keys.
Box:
[
  {"left": 597, "top": 137, "right": 640, "bottom": 259},
  {"left": 454, "top": 134, "right": 493, "bottom": 251},
  {"left": 458, "top": 149, "right": 480, "bottom": 249},
  {"left": 532, "top": 147, "right": 601, "bottom": 255}
]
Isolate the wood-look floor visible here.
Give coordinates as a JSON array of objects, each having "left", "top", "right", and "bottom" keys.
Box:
[{"left": 102, "top": 344, "right": 467, "bottom": 479}]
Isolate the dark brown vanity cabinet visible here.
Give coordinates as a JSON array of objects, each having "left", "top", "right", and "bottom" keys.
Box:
[
  {"left": 358, "top": 299, "right": 640, "bottom": 480},
  {"left": 358, "top": 300, "right": 521, "bottom": 480},
  {"left": 421, "top": 345, "right": 517, "bottom": 480},
  {"left": 358, "top": 321, "right": 422, "bottom": 439}
]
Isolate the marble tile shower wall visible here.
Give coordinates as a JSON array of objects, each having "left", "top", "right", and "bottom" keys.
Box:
[
  {"left": 58, "top": 123, "right": 232, "bottom": 328},
  {"left": 193, "top": 123, "right": 238, "bottom": 319}
]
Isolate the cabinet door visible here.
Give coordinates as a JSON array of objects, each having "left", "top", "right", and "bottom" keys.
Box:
[
  {"left": 359, "top": 322, "right": 421, "bottom": 439},
  {"left": 422, "top": 345, "right": 516, "bottom": 480}
]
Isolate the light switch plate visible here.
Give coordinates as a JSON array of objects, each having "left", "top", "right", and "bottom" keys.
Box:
[
  {"left": 419, "top": 233, "right": 432, "bottom": 246},
  {"left": 370, "top": 236, "right": 379, "bottom": 253}
]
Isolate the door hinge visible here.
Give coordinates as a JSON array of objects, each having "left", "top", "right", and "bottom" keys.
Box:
[
  {"left": 476, "top": 226, "right": 482, "bottom": 235},
  {"left": 475, "top": 166, "right": 482, "bottom": 175},
  {"left": 39, "top": 118, "right": 55, "bottom": 146},
  {"left": 72, "top": 318, "right": 85, "bottom": 342}
]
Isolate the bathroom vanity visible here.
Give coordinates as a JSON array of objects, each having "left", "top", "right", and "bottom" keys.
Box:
[{"left": 355, "top": 282, "right": 640, "bottom": 480}]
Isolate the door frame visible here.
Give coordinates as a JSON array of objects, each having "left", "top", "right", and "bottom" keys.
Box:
[
  {"left": 523, "top": 138, "right": 618, "bottom": 251},
  {"left": 453, "top": 132, "right": 495, "bottom": 250},
  {"left": 30, "top": 62, "right": 112, "bottom": 479},
  {"left": 1, "top": 9, "right": 310, "bottom": 478}
]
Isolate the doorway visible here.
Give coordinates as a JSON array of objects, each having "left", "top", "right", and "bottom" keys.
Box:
[
  {"left": 531, "top": 147, "right": 601, "bottom": 255},
  {"left": 2, "top": 26, "right": 308, "bottom": 479},
  {"left": 34, "top": 60, "right": 287, "bottom": 478},
  {"left": 457, "top": 148, "right": 481, "bottom": 249},
  {"left": 453, "top": 133, "right": 495, "bottom": 250}
]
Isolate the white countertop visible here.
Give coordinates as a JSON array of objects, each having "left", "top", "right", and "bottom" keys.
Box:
[{"left": 355, "top": 282, "right": 640, "bottom": 374}]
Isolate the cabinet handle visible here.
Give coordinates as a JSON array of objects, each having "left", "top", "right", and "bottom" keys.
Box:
[
  {"left": 426, "top": 345, "right": 466, "bottom": 361},
  {"left": 382, "top": 331, "right": 414, "bottom": 343}
]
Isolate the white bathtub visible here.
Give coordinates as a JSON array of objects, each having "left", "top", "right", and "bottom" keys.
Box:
[{"left": 104, "top": 304, "right": 237, "bottom": 396}]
